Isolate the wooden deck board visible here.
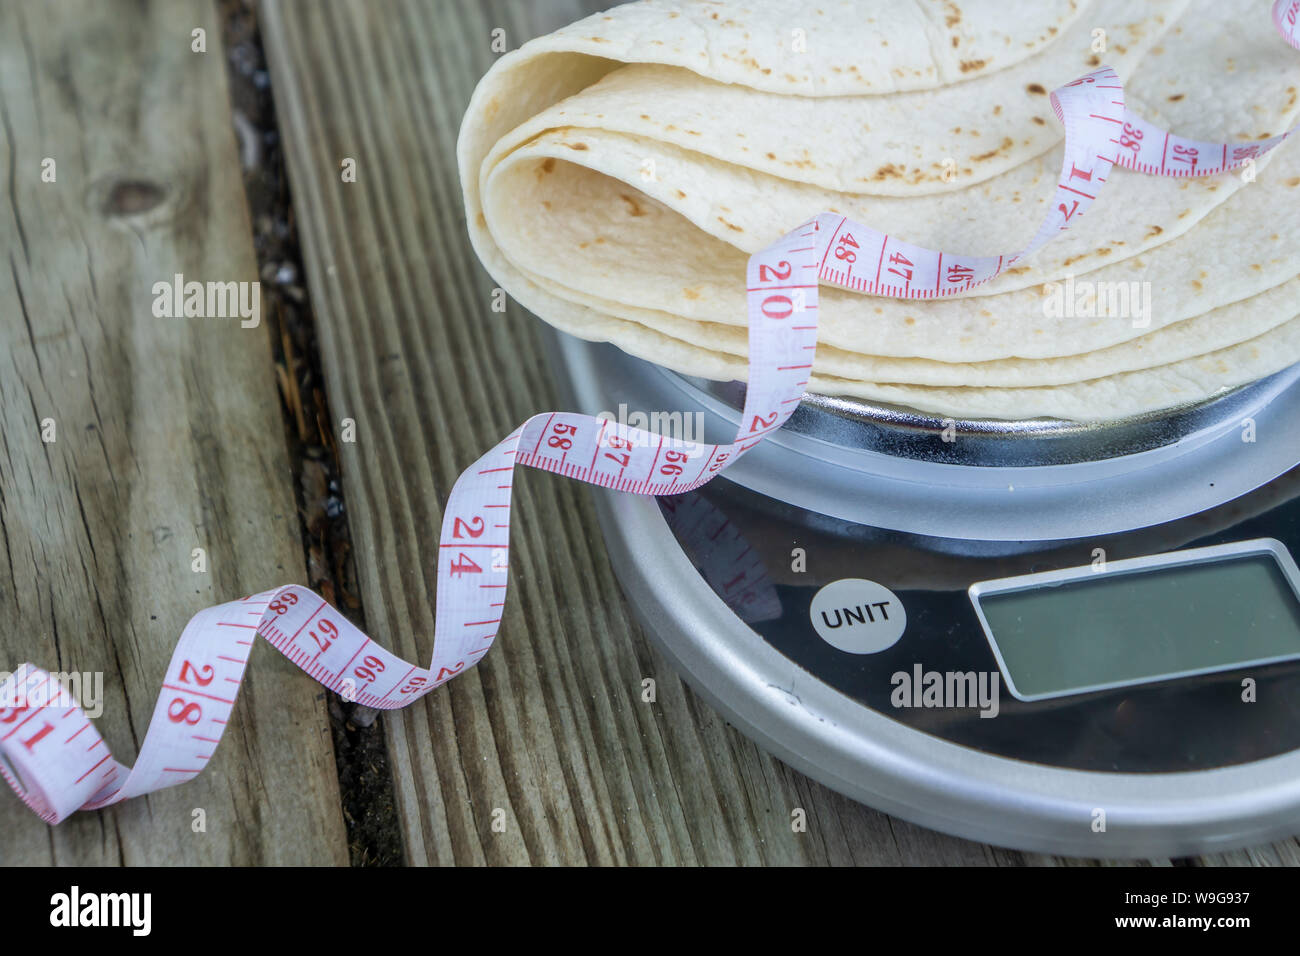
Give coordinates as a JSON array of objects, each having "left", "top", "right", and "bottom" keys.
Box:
[
  {"left": 0, "top": 0, "right": 348, "bottom": 864},
  {"left": 259, "top": 0, "right": 1298, "bottom": 866}
]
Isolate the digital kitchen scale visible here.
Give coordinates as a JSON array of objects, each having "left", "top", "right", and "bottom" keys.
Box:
[{"left": 544, "top": 328, "right": 1300, "bottom": 858}]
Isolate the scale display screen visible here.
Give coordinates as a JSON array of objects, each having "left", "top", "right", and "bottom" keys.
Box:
[{"left": 969, "top": 539, "right": 1300, "bottom": 701}]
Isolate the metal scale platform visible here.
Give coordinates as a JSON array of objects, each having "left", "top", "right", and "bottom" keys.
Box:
[{"left": 546, "top": 327, "right": 1300, "bottom": 858}]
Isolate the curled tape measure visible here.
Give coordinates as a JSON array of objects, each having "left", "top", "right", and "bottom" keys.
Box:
[{"left": 5, "top": 2, "right": 1299, "bottom": 825}]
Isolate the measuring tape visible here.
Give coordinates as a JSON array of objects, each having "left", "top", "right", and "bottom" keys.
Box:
[
  {"left": 661, "top": 491, "right": 783, "bottom": 623},
  {"left": 4, "top": 1, "right": 1299, "bottom": 825}
]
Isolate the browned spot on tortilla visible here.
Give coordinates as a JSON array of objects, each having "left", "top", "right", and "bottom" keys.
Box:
[
  {"left": 564, "top": 142, "right": 588, "bottom": 151},
  {"left": 683, "top": 288, "right": 701, "bottom": 300},
  {"left": 1032, "top": 116, "right": 1046, "bottom": 125},
  {"left": 585, "top": 36, "right": 608, "bottom": 43},
  {"left": 640, "top": 114, "right": 651, "bottom": 120},
  {"left": 718, "top": 217, "right": 743, "bottom": 232},
  {"left": 1167, "top": 93, "right": 1184, "bottom": 102},
  {"left": 873, "top": 163, "right": 903, "bottom": 180},
  {"left": 993, "top": 104, "right": 1002, "bottom": 115},
  {"left": 1087, "top": 54, "right": 1100, "bottom": 66},
  {"left": 904, "top": 316, "right": 916, "bottom": 326},
  {"left": 1146, "top": 225, "right": 1163, "bottom": 238},
  {"left": 1026, "top": 83, "right": 1046, "bottom": 94},
  {"left": 972, "top": 137, "right": 1014, "bottom": 162},
  {"left": 766, "top": 152, "right": 777, "bottom": 160},
  {"left": 536, "top": 158, "right": 556, "bottom": 182},
  {"left": 476, "top": 212, "right": 486, "bottom": 228},
  {"left": 595, "top": 237, "right": 606, "bottom": 244},
  {"left": 541, "top": 201, "right": 551, "bottom": 210},
  {"left": 1192, "top": 279, "right": 1203, "bottom": 291},
  {"left": 952, "top": 36, "right": 959, "bottom": 47},
  {"left": 1287, "top": 177, "right": 1300, "bottom": 186},
  {"left": 1005, "top": 266, "right": 1030, "bottom": 275},
  {"left": 959, "top": 59, "right": 986, "bottom": 73},
  {"left": 1252, "top": 263, "right": 1263, "bottom": 271},
  {"left": 675, "top": 189, "right": 687, "bottom": 199},
  {"left": 619, "top": 194, "right": 646, "bottom": 217}
]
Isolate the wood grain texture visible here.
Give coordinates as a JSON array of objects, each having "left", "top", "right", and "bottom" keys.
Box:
[
  {"left": 260, "top": 0, "right": 1299, "bottom": 866},
  {"left": 0, "top": 0, "right": 348, "bottom": 864}
]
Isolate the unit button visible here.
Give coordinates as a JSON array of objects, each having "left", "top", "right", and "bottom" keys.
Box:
[{"left": 810, "top": 578, "right": 906, "bottom": 654}]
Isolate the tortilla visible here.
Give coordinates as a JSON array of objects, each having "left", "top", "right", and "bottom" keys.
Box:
[{"left": 460, "top": 0, "right": 1300, "bottom": 421}]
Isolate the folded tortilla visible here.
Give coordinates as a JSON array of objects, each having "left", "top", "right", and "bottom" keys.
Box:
[{"left": 460, "top": 0, "right": 1300, "bottom": 421}]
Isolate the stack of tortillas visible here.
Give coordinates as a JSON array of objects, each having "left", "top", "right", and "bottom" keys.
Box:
[{"left": 459, "top": 0, "right": 1300, "bottom": 422}]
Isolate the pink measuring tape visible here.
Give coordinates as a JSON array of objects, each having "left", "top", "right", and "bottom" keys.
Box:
[{"left": 5, "top": 2, "right": 1299, "bottom": 824}]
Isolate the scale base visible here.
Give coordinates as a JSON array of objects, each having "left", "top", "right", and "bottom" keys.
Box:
[
  {"left": 548, "top": 327, "right": 1300, "bottom": 858},
  {"left": 592, "top": 481, "right": 1300, "bottom": 858}
]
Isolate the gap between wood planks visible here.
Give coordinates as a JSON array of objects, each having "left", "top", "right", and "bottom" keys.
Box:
[{"left": 218, "top": 0, "right": 402, "bottom": 866}]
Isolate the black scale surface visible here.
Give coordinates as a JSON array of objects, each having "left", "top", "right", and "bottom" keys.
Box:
[{"left": 659, "top": 467, "right": 1300, "bottom": 773}]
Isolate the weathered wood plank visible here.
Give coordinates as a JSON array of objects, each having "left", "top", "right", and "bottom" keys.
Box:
[
  {"left": 261, "top": 0, "right": 1298, "bottom": 866},
  {"left": 0, "top": 0, "right": 348, "bottom": 864}
]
